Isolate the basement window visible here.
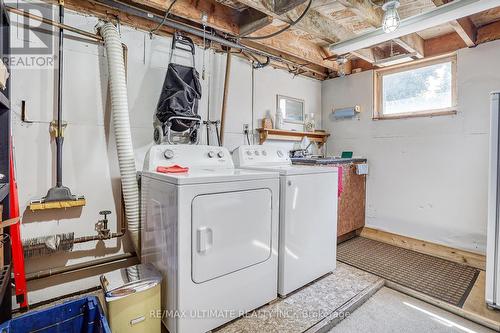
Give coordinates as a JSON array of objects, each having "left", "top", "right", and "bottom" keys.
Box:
[{"left": 374, "top": 55, "right": 457, "bottom": 119}]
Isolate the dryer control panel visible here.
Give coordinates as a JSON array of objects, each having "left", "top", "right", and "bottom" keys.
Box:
[
  {"left": 232, "top": 145, "right": 291, "bottom": 168},
  {"left": 144, "top": 145, "right": 233, "bottom": 172}
]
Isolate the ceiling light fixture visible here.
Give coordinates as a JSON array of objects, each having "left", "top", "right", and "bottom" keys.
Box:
[{"left": 382, "top": 0, "right": 400, "bottom": 33}]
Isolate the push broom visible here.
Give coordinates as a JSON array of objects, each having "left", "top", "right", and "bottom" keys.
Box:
[{"left": 29, "top": 2, "right": 85, "bottom": 211}]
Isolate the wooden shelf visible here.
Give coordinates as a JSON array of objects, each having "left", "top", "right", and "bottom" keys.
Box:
[
  {"left": 0, "top": 183, "right": 7, "bottom": 202},
  {"left": 257, "top": 128, "right": 330, "bottom": 146}
]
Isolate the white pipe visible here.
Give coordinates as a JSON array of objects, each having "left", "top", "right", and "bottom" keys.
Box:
[
  {"left": 330, "top": 0, "right": 500, "bottom": 55},
  {"left": 99, "top": 22, "right": 140, "bottom": 254}
]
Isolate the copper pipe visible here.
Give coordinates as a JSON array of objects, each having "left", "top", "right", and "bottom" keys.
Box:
[
  {"left": 219, "top": 50, "right": 232, "bottom": 145},
  {"left": 26, "top": 253, "right": 136, "bottom": 281},
  {"left": 5, "top": 6, "right": 103, "bottom": 42}
]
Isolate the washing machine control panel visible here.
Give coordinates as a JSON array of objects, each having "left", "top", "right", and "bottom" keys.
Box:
[
  {"left": 232, "top": 145, "right": 291, "bottom": 168},
  {"left": 144, "top": 145, "right": 233, "bottom": 172}
]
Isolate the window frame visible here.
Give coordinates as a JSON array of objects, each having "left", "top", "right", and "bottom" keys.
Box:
[{"left": 373, "top": 53, "right": 458, "bottom": 120}]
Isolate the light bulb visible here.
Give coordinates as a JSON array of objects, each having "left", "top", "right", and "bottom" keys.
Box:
[{"left": 382, "top": 0, "right": 400, "bottom": 33}]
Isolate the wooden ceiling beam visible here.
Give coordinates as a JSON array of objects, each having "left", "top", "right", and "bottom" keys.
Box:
[
  {"left": 238, "top": 9, "right": 273, "bottom": 37},
  {"left": 337, "top": 0, "right": 425, "bottom": 58},
  {"left": 273, "top": 0, "right": 309, "bottom": 15},
  {"left": 450, "top": 17, "right": 477, "bottom": 47},
  {"left": 232, "top": 0, "right": 376, "bottom": 62},
  {"left": 477, "top": 19, "right": 500, "bottom": 44},
  {"left": 432, "top": 0, "right": 477, "bottom": 47},
  {"left": 111, "top": 0, "right": 335, "bottom": 71},
  {"left": 424, "top": 31, "right": 466, "bottom": 57},
  {"left": 239, "top": 24, "right": 337, "bottom": 70},
  {"left": 336, "top": 0, "right": 383, "bottom": 28},
  {"left": 393, "top": 34, "right": 425, "bottom": 58}
]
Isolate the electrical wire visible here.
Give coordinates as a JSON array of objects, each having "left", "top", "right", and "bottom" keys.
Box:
[
  {"left": 150, "top": 0, "right": 178, "bottom": 35},
  {"left": 238, "top": 0, "right": 312, "bottom": 40},
  {"left": 246, "top": 131, "right": 251, "bottom": 145}
]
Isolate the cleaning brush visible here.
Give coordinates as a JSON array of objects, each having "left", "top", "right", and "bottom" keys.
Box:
[{"left": 23, "top": 232, "right": 75, "bottom": 259}]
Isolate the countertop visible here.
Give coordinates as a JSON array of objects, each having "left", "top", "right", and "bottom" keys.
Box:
[{"left": 291, "top": 157, "right": 367, "bottom": 165}]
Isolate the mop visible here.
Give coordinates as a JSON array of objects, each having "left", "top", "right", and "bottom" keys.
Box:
[{"left": 29, "top": 2, "right": 85, "bottom": 211}]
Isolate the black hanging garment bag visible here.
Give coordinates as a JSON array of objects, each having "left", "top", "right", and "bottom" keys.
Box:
[{"left": 155, "top": 33, "right": 202, "bottom": 143}]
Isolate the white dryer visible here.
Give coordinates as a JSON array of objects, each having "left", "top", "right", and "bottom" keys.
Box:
[
  {"left": 141, "top": 145, "right": 279, "bottom": 333},
  {"left": 233, "top": 145, "right": 338, "bottom": 297}
]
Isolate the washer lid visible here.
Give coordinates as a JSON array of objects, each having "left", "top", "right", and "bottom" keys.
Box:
[
  {"left": 100, "top": 263, "right": 162, "bottom": 302},
  {"left": 239, "top": 165, "right": 338, "bottom": 176},
  {"left": 142, "top": 167, "right": 279, "bottom": 185}
]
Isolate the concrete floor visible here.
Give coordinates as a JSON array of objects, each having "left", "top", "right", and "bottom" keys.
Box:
[{"left": 329, "top": 287, "right": 495, "bottom": 333}]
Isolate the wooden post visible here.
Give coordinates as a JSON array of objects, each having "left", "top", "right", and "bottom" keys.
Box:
[{"left": 219, "top": 50, "right": 232, "bottom": 145}]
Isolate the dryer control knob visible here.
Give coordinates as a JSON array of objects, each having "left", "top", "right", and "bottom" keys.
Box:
[
  {"left": 262, "top": 150, "right": 267, "bottom": 156},
  {"left": 277, "top": 150, "right": 284, "bottom": 157},
  {"left": 246, "top": 151, "right": 253, "bottom": 156},
  {"left": 254, "top": 150, "right": 260, "bottom": 156},
  {"left": 217, "top": 151, "right": 225, "bottom": 158},
  {"left": 164, "top": 149, "right": 174, "bottom": 159},
  {"left": 208, "top": 151, "right": 216, "bottom": 158}
]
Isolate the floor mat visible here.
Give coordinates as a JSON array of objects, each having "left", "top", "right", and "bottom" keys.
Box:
[{"left": 337, "top": 237, "right": 480, "bottom": 307}]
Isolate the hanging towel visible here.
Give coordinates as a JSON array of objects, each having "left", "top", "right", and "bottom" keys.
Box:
[{"left": 337, "top": 166, "right": 343, "bottom": 198}]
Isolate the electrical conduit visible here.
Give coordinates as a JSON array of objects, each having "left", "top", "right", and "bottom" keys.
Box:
[{"left": 98, "top": 22, "right": 140, "bottom": 253}]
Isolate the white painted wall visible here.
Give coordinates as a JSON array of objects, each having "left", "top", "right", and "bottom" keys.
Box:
[
  {"left": 322, "top": 40, "right": 500, "bottom": 253},
  {"left": 10, "top": 8, "right": 321, "bottom": 304}
]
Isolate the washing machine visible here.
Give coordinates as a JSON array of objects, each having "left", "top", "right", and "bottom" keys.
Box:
[
  {"left": 233, "top": 145, "right": 338, "bottom": 297},
  {"left": 141, "top": 144, "right": 279, "bottom": 333}
]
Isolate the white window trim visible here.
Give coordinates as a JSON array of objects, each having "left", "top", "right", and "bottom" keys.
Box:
[{"left": 373, "top": 53, "right": 458, "bottom": 120}]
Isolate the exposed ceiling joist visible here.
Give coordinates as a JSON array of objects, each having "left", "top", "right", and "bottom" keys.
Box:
[
  {"left": 273, "top": 0, "right": 308, "bottom": 15},
  {"left": 424, "top": 31, "right": 466, "bottom": 57},
  {"left": 232, "top": 0, "right": 376, "bottom": 62},
  {"left": 122, "top": 0, "right": 334, "bottom": 71},
  {"left": 238, "top": 9, "right": 273, "bottom": 37},
  {"left": 330, "top": 0, "right": 500, "bottom": 55},
  {"left": 393, "top": 34, "right": 425, "bottom": 58},
  {"left": 451, "top": 17, "right": 477, "bottom": 47},
  {"left": 336, "top": 0, "right": 383, "bottom": 28},
  {"left": 336, "top": 0, "right": 425, "bottom": 58},
  {"left": 239, "top": 24, "right": 337, "bottom": 70},
  {"left": 432, "top": 0, "right": 477, "bottom": 47},
  {"left": 477, "top": 19, "right": 500, "bottom": 44}
]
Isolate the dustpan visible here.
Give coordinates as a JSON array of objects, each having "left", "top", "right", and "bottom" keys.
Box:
[{"left": 29, "top": 3, "right": 85, "bottom": 211}]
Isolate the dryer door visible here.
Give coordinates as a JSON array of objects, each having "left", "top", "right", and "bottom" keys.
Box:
[{"left": 191, "top": 189, "right": 273, "bottom": 283}]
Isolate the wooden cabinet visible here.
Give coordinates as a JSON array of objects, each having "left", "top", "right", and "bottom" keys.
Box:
[{"left": 337, "top": 163, "right": 366, "bottom": 239}]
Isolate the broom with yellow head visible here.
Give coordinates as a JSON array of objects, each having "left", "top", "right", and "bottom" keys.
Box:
[{"left": 29, "top": 2, "right": 85, "bottom": 211}]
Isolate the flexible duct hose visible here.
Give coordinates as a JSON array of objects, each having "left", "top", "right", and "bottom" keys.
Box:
[{"left": 99, "top": 22, "right": 140, "bottom": 253}]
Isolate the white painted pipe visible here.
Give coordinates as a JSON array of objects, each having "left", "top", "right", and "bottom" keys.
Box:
[
  {"left": 330, "top": 0, "right": 500, "bottom": 55},
  {"left": 99, "top": 22, "right": 140, "bottom": 254}
]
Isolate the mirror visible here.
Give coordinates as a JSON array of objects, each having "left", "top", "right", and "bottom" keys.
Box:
[{"left": 277, "top": 95, "right": 305, "bottom": 124}]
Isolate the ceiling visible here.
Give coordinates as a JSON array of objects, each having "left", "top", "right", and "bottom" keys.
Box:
[{"left": 64, "top": 0, "right": 500, "bottom": 80}]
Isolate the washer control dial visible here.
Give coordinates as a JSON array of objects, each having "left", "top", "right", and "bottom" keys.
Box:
[
  {"left": 254, "top": 150, "right": 260, "bottom": 156},
  {"left": 208, "top": 151, "right": 216, "bottom": 158},
  {"left": 217, "top": 151, "right": 224, "bottom": 158},
  {"left": 277, "top": 150, "right": 284, "bottom": 157},
  {"left": 246, "top": 150, "right": 253, "bottom": 156},
  {"left": 262, "top": 150, "right": 267, "bottom": 156},
  {"left": 164, "top": 149, "right": 174, "bottom": 159}
]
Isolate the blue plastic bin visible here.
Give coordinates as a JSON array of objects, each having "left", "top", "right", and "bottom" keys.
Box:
[{"left": 0, "top": 296, "right": 111, "bottom": 333}]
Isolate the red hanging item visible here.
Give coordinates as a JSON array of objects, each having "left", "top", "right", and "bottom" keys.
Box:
[
  {"left": 337, "top": 165, "right": 343, "bottom": 198},
  {"left": 8, "top": 137, "right": 28, "bottom": 308}
]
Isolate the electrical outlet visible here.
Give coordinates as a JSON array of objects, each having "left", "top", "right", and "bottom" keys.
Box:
[{"left": 243, "top": 124, "right": 249, "bottom": 134}]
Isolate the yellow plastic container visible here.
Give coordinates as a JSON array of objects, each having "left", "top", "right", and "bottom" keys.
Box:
[{"left": 100, "top": 263, "right": 162, "bottom": 333}]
